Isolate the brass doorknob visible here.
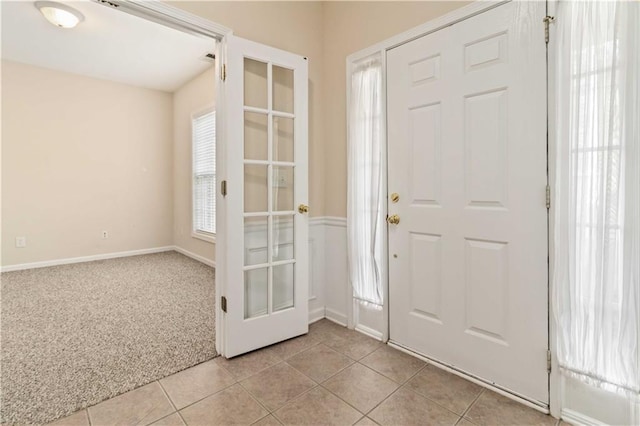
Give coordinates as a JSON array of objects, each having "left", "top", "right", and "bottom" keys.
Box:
[
  {"left": 298, "top": 204, "right": 309, "bottom": 214},
  {"left": 387, "top": 214, "right": 400, "bottom": 225}
]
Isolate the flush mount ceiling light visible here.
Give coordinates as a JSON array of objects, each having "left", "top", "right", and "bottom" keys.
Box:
[{"left": 35, "top": 1, "right": 84, "bottom": 29}]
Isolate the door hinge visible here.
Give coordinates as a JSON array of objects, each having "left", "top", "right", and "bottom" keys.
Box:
[
  {"left": 543, "top": 16, "right": 555, "bottom": 44},
  {"left": 547, "top": 350, "right": 552, "bottom": 373},
  {"left": 221, "top": 180, "right": 227, "bottom": 197},
  {"left": 546, "top": 184, "right": 551, "bottom": 209},
  {"left": 221, "top": 63, "right": 227, "bottom": 82},
  {"left": 221, "top": 296, "right": 227, "bottom": 313}
]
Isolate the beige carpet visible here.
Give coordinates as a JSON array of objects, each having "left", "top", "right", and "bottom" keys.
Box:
[{"left": 0, "top": 251, "right": 216, "bottom": 425}]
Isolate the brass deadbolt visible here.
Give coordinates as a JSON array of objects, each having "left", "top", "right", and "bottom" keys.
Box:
[{"left": 390, "top": 193, "right": 400, "bottom": 203}]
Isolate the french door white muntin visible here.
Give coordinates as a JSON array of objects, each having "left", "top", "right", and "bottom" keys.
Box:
[
  {"left": 386, "top": 1, "right": 549, "bottom": 404},
  {"left": 219, "top": 35, "right": 309, "bottom": 358}
]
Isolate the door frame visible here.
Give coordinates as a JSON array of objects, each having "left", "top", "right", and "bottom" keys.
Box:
[
  {"left": 346, "top": 0, "right": 558, "bottom": 416},
  {"left": 94, "top": 0, "right": 232, "bottom": 356}
]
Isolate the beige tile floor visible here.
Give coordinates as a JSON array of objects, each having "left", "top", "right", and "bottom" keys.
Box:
[{"left": 51, "top": 320, "right": 563, "bottom": 426}]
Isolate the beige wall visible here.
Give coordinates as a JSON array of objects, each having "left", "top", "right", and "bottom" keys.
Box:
[
  {"left": 1, "top": 60, "right": 174, "bottom": 266},
  {"left": 169, "top": 1, "right": 326, "bottom": 218},
  {"left": 173, "top": 66, "right": 216, "bottom": 261},
  {"left": 322, "top": 1, "right": 469, "bottom": 217}
]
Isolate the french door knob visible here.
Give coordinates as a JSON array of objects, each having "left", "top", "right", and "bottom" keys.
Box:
[
  {"left": 298, "top": 204, "right": 309, "bottom": 214},
  {"left": 387, "top": 214, "right": 400, "bottom": 225}
]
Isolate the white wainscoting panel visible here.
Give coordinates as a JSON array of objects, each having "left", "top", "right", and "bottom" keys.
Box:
[
  {"left": 321, "top": 217, "right": 349, "bottom": 326},
  {"left": 308, "top": 218, "right": 326, "bottom": 323}
]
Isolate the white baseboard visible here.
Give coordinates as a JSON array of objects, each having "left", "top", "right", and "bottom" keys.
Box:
[
  {"left": 355, "top": 323, "right": 384, "bottom": 341},
  {"left": 173, "top": 246, "right": 216, "bottom": 268},
  {"left": 561, "top": 409, "right": 607, "bottom": 426},
  {"left": 308, "top": 307, "right": 325, "bottom": 324},
  {"left": 325, "top": 308, "right": 348, "bottom": 327},
  {"left": 1, "top": 246, "right": 175, "bottom": 273}
]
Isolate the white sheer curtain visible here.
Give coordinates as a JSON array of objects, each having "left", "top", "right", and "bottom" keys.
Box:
[
  {"left": 347, "top": 54, "right": 384, "bottom": 306},
  {"left": 553, "top": 0, "right": 639, "bottom": 396}
]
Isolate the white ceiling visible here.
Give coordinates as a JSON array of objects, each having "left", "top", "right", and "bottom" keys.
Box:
[{"left": 1, "top": 0, "right": 216, "bottom": 92}]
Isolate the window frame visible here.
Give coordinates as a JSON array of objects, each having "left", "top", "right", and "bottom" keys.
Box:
[{"left": 191, "top": 105, "right": 216, "bottom": 243}]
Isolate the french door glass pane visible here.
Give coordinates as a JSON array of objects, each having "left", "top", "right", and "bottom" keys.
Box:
[
  {"left": 273, "top": 215, "right": 294, "bottom": 262},
  {"left": 244, "top": 164, "right": 268, "bottom": 213},
  {"left": 273, "top": 263, "right": 294, "bottom": 312},
  {"left": 244, "top": 58, "right": 268, "bottom": 109},
  {"left": 273, "top": 166, "right": 294, "bottom": 211},
  {"left": 272, "top": 65, "right": 294, "bottom": 113},
  {"left": 245, "top": 268, "right": 268, "bottom": 319},
  {"left": 245, "top": 216, "right": 268, "bottom": 266},
  {"left": 273, "top": 116, "right": 294, "bottom": 162},
  {"left": 244, "top": 112, "right": 268, "bottom": 161}
]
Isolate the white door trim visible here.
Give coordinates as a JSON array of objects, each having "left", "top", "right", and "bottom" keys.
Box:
[
  {"left": 90, "top": 0, "right": 232, "bottom": 39},
  {"left": 546, "top": 0, "right": 561, "bottom": 419},
  {"left": 346, "top": 0, "right": 510, "bottom": 64},
  {"left": 346, "top": 0, "right": 554, "bottom": 414}
]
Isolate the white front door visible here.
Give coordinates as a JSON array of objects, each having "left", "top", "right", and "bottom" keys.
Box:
[
  {"left": 218, "top": 35, "right": 309, "bottom": 358},
  {"left": 387, "top": 2, "right": 548, "bottom": 403}
]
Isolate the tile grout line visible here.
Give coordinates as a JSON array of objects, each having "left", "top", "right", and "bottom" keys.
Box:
[
  {"left": 356, "top": 359, "right": 477, "bottom": 423},
  {"left": 162, "top": 379, "right": 238, "bottom": 415},
  {"left": 355, "top": 359, "right": 430, "bottom": 419},
  {"left": 302, "top": 335, "right": 422, "bottom": 418},
  {"left": 284, "top": 350, "right": 355, "bottom": 384},
  {"left": 315, "top": 357, "right": 407, "bottom": 418},
  {"left": 459, "top": 387, "right": 486, "bottom": 423},
  {"left": 156, "top": 380, "right": 178, "bottom": 412},
  {"left": 85, "top": 408, "right": 93, "bottom": 426},
  {"left": 358, "top": 351, "right": 429, "bottom": 386},
  {"left": 270, "top": 383, "right": 323, "bottom": 423},
  {"left": 236, "top": 375, "right": 279, "bottom": 416},
  {"left": 155, "top": 379, "right": 190, "bottom": 426},
  {"left": 397, "top": 363, "right": 487, "bottom": 421},
  {"left": 218, "top": 356, "right": 285, "bottom": 383}
]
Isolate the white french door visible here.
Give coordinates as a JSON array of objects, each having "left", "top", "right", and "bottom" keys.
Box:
[
  {"left": 219, "top": 35, "right": 309, "bottom": 358},
  {"left": 387, "top": 2, "right": 549, "bottom": 403}
]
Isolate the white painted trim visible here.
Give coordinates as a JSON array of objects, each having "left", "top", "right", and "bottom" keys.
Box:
[
  {"left": 93, "top": 0, "right": 232, "bottom": 40},
  {"left": 310, "top": 216, "right": 346, "bottom": 228},
  {"left": 547, "top": 0, "right": 562, "bottom": 420},
  {"left": 346, "top": 0, "right": 509, "bottom": 63},
  {"left": 191, "top": 232, "right": 216, "bottom": 244},
  {"left": 1, "top": 246, "right": 175, "bottom": 273},
  {"left": 561, "top": 409, "right": 607, "bottom": 426},
  {"left": 355, "top": 323, "right": 383, "bottom": 341},
  {"left": 173, "top": 246, "right": 216, "bottom": 268},
  {"left": 308, "top": 307, "right": 325, "bottom": 324},
  {"left": 389, "top": 341, "right": 550, "bottom": 413},
  {"left": 325, "top": 308, "right": 348, "bottom": 327}
]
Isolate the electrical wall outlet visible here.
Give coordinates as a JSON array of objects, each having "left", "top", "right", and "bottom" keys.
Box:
[
  {"left": 15, "top": 236, "right": 26, "bottom": 248},
  {"left": 102, "top": 231, "right": 109, "bottom": 239}
]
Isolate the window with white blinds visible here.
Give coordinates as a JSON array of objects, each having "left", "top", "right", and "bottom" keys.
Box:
[{"left": 192, "top": 109, "right": 216, "bottom": 237}]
